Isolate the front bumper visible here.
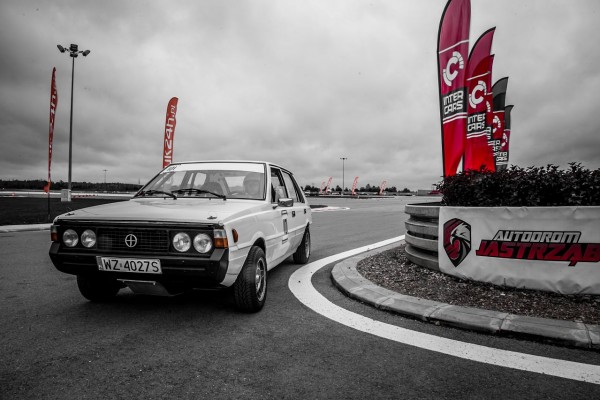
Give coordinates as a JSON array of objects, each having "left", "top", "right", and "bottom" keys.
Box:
[{"left": 49, "top": 242, "right": 230, "bottom": 289}]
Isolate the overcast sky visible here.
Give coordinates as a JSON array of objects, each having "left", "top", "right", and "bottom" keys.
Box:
[{"left": 1, "top": 0, "right": 599, "bottom": 190}]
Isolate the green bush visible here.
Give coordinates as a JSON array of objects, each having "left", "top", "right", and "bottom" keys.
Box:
[{"left": 438, "top": 163, "right": 600, "bottom": 207}]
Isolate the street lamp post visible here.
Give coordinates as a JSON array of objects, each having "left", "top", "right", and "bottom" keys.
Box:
[
  {"left": 57, "top": 43, "right": 90, "bottom": 201},
  {"left": 340, "top": 157, "right": 347, "bottom": 195}
]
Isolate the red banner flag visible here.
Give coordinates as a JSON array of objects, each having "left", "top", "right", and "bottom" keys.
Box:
[
  {"left": 468, "top": 28, "right": 495, "bottom": 72},
  {"left": 491, "top": 109, "right": 505, "bottom": 169},
  {"left": 497, "top": 105, "right": 514, "bottom": 171},
  {"left": 437, "top": 0, "right": 471, "bottom": 177},
  {"left": 162, "top": 97, "right": 179, "bottom": 168},
  {"left": 351, "top": 176, "right": 359, "bottom": 195},
  {"left": 465, "top": 55, "right": 495, "bottom": 171},
  {"left": 319, "top": 181, "right": 326, "bottom": 194},
  {"left": 325, "top": 177, "right": 333, "bottom": 193},
  {"left": 378, "top": 180, "right": 387, "bottom": 195},
  {"left": 491, "top": 78, "right": 509, "bottom": 170},
  {"left": 44, "top": 68, "right": 58, "bottom": 193}
]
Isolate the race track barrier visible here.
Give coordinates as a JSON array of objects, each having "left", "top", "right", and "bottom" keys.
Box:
[
  {"left": 405, "top": 202, "right": 600, "bottom": 294},
  {"left": 404, "top": 202, "right": 441, "bottom": 271}
]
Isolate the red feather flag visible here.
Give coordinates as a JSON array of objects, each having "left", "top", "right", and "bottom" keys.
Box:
[
  {"left": 351, "top": 177, "right": 359, "bottom": 196},
  {"left": 162, "top": 97, "right": 179, "bottom": 168},
  {"left": 44, "top": 68, "right": 58, "bottom": 193},
  {"left": 497, "top": 105, "right": 514, "bottom": 171},
  {"left": 465, "top": 55, "right": 495, "bottom": 171},
  {"left": 491, "top": 78, "right": 509, "bottom": 170},
  {"left": 468, "top": 28, "right": 495, "bottom": 73},
  {"left": 437, "top": 0, "right": 471, "bottom": 177}
]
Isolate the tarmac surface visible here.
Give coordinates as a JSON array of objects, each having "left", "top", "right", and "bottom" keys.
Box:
[{"left": 3, "top": 222, "right": 598, "bottom": 350}]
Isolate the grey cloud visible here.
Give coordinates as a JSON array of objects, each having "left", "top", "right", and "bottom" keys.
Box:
[{"left": 1, "top": 0, "right": 599, "bottom": 191}]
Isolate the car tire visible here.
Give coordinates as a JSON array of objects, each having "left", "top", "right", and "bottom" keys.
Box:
[
  {"left": 293, "top": 227, "right": 311, "bottom": 264},
  {"left": 76, "top": 275, "right": 121, "bottom": 302},
  {"left": 233, "top": 246, "right": 267, "bottom": 313}
]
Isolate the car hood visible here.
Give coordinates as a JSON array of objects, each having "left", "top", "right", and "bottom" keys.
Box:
[{"left": 54, "top": 198, "right": 267, "bottom": 225}]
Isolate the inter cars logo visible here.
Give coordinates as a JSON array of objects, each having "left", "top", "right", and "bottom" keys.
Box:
[
  {"left": 443, "top": 218, "right": 472, "bottom": 267},
  {"left": 443, "top": 51, "right": 465, "bottom": 86},
  {"left": 492, "top": 114, "right": 502, "bottom": 135},
  {"left": 501, "top": 132, "right": 509, "bottom": 148},
  {"left": 469, "top": 80, "right": 486, "bottom": 109}
]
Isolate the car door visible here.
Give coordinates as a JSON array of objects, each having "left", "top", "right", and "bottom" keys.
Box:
[
  {"left": 280, "top": 169, "right": 309, "bottom": 251},
  {"left": 268, "top": 167, "right": 291, "bottom": 266}
]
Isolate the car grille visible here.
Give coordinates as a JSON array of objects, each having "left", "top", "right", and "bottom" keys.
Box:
[{"left": 96, "top": 227, "right": 170, "bottom": 252}]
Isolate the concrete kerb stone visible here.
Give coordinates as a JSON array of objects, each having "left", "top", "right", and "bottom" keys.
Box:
[
  {"left": 330, "top": 242, "right": 600, "bottom": 350},
  {"left": 588, "top": 325, "right": 600, "bottom": 350},
  {"left": 0, "top": 224, "right": 51, "bottom": 233},
  {"left": 499, "top": 314, "right": 593, "bottom": 349},
  {"left": 428, "top": 305, "right": 509, "bottom": 334}
]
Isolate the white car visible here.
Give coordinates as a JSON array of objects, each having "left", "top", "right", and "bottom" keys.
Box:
[{"left": 49, "top": 161, "right": 312, "bottom": 312}]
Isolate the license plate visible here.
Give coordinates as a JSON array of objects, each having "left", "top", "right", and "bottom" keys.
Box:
[{"left": 96, "top": 257, "right": 162, "bottom": 274}]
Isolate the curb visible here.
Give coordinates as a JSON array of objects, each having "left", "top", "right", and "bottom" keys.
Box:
[
  {"left": 331, "top": 245, "right": 600, "bottom": 350},
  {"left": 0, "top": 224, "right": 52, "bottom": 233}
]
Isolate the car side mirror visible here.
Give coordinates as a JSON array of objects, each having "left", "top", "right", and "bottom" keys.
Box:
[{"left": 278, "top": 198, "right": 294, "bottom": 207}]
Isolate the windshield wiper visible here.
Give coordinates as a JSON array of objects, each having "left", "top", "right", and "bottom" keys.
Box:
[
  {"left": 135, "top": 189, "right": 177, "bottom": 200},
  {"left": 172, "top": 188, "right": 226, "bottom": 200}
]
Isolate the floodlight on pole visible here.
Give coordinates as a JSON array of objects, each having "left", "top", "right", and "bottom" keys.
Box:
[{"left": 57, "top": 43, "right": 91, "bottom": 200}]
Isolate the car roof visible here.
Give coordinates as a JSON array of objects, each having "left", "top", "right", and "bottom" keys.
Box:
[{"left": 170, "top": 160, "right": 293, "bottom": 175}]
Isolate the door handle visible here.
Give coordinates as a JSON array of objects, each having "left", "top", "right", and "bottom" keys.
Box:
[{"left": 281, "top": 210, "right": 288, "bottom": 215}]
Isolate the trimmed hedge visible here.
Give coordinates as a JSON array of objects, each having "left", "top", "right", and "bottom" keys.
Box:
[{"left": 438, "top": 163, "right": 600, "bottom": 207}]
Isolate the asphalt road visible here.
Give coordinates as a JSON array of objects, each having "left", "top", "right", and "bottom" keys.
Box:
[{"left": 1, "top": 197, "right": 598, "bottom": 399}]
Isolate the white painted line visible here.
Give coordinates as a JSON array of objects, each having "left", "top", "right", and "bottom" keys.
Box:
[
  {"left": 0, "top": 223, "right": 52, "bottom": 233},
  {"left": 288, "top": 236, "right": 600, "bottom": 385},
  {"left": 311, "top": 206, "right": 350, "bottom": 213}
]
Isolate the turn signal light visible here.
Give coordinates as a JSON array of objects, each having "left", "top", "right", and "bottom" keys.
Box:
[
  {"left": 51, "top": 225, "right": 58, "bottom": 242},
  {"left": 232, "top": 229, "right": 239, "bottom": 243},
  {"left": 214, "top": 229, "right": 228, "bottom": 249}
]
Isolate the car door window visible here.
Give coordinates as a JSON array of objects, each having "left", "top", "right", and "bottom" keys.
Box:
[
  {"left": 282, "top": 171, "right": 303, "bottom": 203},
  {"left": 271, "top": 169, "right": 286, "bottom": 203}
]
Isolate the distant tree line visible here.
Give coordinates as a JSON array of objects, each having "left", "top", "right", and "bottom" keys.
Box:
[
  {"left": 302, "top": 184, "right": 411, "bottom": 193},
  {"left": 0, "top": 179, "right": 142, "bottom": 192}
]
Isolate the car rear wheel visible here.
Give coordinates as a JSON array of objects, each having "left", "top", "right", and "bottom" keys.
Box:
[
  {"left": 233, "top": 246, "right": 267, "bottom": 312},
  {"left": 293, "top": 227, "right": 311, "bottom": 264},
  {"left": 76, "top": 275, "right": 121, "bottom": 302}
]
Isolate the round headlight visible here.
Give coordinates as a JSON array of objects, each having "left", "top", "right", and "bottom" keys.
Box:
[
  {"left": 63, "top": 229, "right": 79, "bottom": 247},
  {"left": 172, "top": 232, "right": 191, "bottom": 252},
  {"left": 193, "top": 233, "right": 213, "bottom": 253},
  {"left": 81, "top": 229, "right": 96, "bottom": 248}
]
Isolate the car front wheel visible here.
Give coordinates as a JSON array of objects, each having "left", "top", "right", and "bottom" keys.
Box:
[
  {"left": 293, "top": 227, "right": 311, "bottom": 264},
  {"left": 233, "top": 246, "right": 267, "bottom": 312},
  {"left": 76, "top": 275, "right": 121, "bottom": 302}
]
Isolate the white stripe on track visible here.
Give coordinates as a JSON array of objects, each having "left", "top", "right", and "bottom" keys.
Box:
[{"left": 288, "top": 236, "right": 600, "bottom": 384}]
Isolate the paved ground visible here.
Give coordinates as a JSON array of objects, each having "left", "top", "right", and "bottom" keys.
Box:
[{"left": 1, "top": 197, "right": 599, "bottom": 398}]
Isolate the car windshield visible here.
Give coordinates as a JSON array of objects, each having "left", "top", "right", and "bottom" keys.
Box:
[{"left": 138, "top": 162, "right": 267, "bottom": 200}]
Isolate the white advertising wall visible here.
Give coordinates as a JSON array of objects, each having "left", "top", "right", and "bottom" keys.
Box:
[{"left": 438, "top": 206, "right": 600, "bottom": 295}]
